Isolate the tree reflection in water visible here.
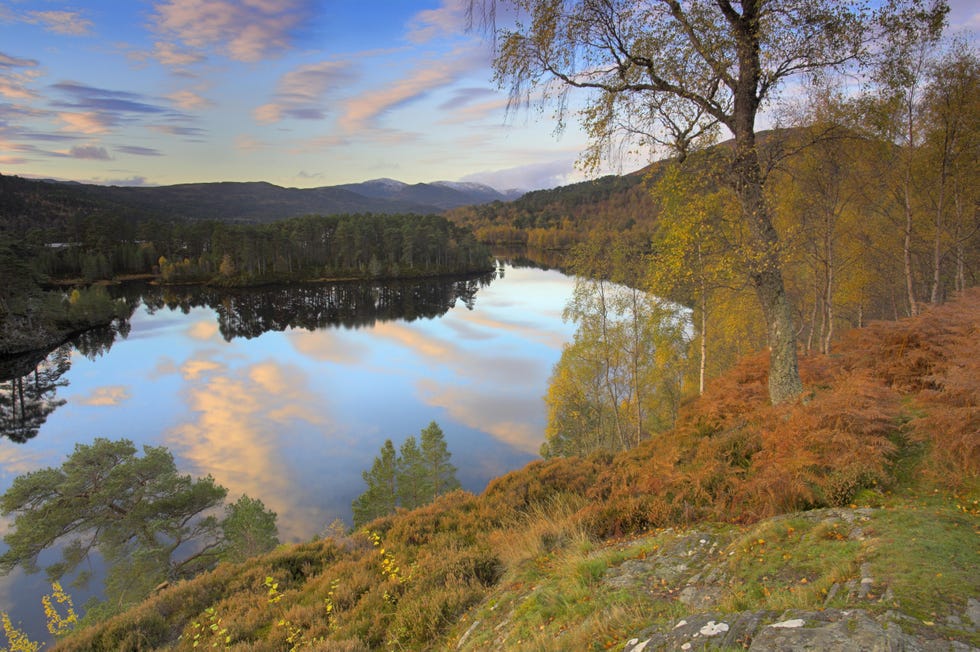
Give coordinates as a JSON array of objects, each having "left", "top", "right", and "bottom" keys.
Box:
[
  {"left": 0, "top": 272, "right": 496, "bottom": 442},
  {"left": 137, "top": 273, "right": 495, "bottom": 341},
  {"left": 0, "top": 319, "right": 130, "bottom": 443}
]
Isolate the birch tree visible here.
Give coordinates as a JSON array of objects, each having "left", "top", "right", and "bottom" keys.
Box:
[{"left": 475, "top": 0, "right": 948, "bottom": 403}]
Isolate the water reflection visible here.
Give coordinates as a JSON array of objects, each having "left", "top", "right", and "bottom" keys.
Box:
[
  {"left": 0, "top": 347, "right": 70, "bottom": 443},
  {"left": 0, "top": 262, "right": 577, "bottom": 640},
  {"left": 132, "top": 273, "right": 495, "bottom": 340},
  {"left": 0, "top": 319, "right": 132, "bottom": 443},
  {"left": 1, "top": 274, "right": 495, "bottom": 445}
]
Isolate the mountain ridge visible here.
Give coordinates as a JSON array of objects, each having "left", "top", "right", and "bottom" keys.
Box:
[{"left": 0, "top": 173, "right": 527, "bottom": 225}]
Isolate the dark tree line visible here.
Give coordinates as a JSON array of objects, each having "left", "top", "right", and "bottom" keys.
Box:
[
  {"left": 29, "top": 212, "right": 492, "bottom": 286},
  {"left": 132, "top": 272, "right": 493, "bottom": 340}
]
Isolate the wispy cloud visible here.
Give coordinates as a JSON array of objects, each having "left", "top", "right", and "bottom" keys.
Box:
[
  {"left": 153, "top": 40, "right": 206, "bottom": 68},
  {"left": 416, "top": 378, "right": 543, "bottom": 455},
  {"left": 151, "top": 0, "right": 313, "bottom": 63},
  {"left": 0, "top": 51, "right": 41, "bottom": 100},
  {"left": 254, "top": 59, "right": 356, "bottom": 124},
  {"left": 0, "top": 102, "right": 46, "bottom": 120},
  {"left": 68, "top": 145, "right": 111, "bottom": 160},
  {"left": 25, "top": 10, "right": 93, "bottom": 36},
  {"left": 340, "top": 46, "right": 486, "bottom": 133},
  {"left": 57, "top": 111, "right": 113, "bottom": 134},
  {"left": 439, "top": 94, "right": 509, "bottom": 125},
  {"left": 115, "top": 144, "right": 163, "bottom": 157},
  {"left": 166, "top": 88, "right": 212, "bottom": 110},
  {"left": 406, "top": 0, "right": 470, "bottom": 44},
  {"left": 0, "top": 53, "right": 37, "bottom": 70},
  {"left": 51, "top": 81, "right": 171, "bottom": 115},
  {"left": 180, "top": 358, "right": 225, "bottom": 380},
  {"left": 167, "top": 358, "right": 331, "bottom": 540},
  {"left": 44, "top": 81, "right": 202, "bottom": 143},
  {"left": 461, "top": 155, "right": 582, "bottom": 192},
  {"left": 438, "top": 87, "right": 498, "bottom": 112},
  {"left": 149, "top": 123, "right": 207, "bottom": 139},
  {"left": 76, "top": 385, "right": 131, "bottom": 406},
  {"left": 187, "top": 320, "right": 219, "bottom": 340}
]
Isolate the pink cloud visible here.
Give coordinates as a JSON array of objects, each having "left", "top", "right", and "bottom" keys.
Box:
[
  {"left": 25, "top": 10, "right": 94, "bottom": 36},
  {"left": 0, "top": 52, "right": 41, "bottom": 100},
  {"left": 253, "top": 103, "right": 281, "bottom": 124},
  {"left": 406, "top": 0, "right": 470, "bottom": 44},
  {"left": 167, "top": 88, "right": 212, "bottom": 110},
  {"left": 57, "top": 111, "right": 113, "bottom": 134},
  {"left": 255, "top": 59, "right": 355, "bottom": 124},
  {"left": 339, "top": 46, "right": 485, "bottom": 133},
  {"left": 77, "top": 386, "right": 130, "bottom": 406},
  {"left": 151, "top": 0, "right": 310, "bottom": 63},
  {"left": 153, "top": 41, "right": 206, "bottom": 67}
]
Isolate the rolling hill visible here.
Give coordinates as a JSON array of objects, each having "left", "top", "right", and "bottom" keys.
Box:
[{"left": 0, "top": 173, "right": 524, "bottom": 228}]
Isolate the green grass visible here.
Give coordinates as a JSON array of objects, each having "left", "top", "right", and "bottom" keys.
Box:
[
  {"left": 721, "top": 515, "right": 865, "bottom": 612},
  {"left": 870, "top": 494, "right": 979, "bottom": 619}
]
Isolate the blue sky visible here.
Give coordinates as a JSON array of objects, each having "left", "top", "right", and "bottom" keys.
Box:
[
  {"left": 0, "top": 0, "right": 594, "bottom": 190},
  {"left": 1, "top": 0, "right": 977, "bottom": 191}
]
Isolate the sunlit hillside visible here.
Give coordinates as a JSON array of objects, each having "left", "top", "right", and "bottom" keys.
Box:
[{"left": 47, "top": 289, "right": 979, "bottom": 651}]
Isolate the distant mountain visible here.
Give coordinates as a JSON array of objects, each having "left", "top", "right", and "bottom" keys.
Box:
[
  {"left": 0, "top": 174, "right": 526, "bottom": 227},
  {"left": 335, "top": 178, "right": 523, "bottom": 210}
]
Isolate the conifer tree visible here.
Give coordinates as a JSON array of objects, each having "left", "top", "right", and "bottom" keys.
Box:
[
  {"left": 420, "top": 421, "right": 461, "bottom": 496},
  {"left": 0, "top": 438, "right": 245, "bottom": 615},
  {"left": 396, "top": 436, "right": 429, "bottom": 510},
  {"left": 352, "top": 423, "right": 461, "bottom": 527},
  {"left": 219, "top": 495, "right": 280, "bottom": 563},
  {"left": 352, "top": 439, "right": 398, "bottom": 528}
]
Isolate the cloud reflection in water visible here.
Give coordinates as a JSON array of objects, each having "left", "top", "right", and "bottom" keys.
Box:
[{"left": 165, "top": 354, "right": 333, "bottom": 541}]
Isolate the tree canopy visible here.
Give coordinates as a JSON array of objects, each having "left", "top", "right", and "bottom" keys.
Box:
[{"left": 0, "top": 438, "right": 278, "bottom": 615}]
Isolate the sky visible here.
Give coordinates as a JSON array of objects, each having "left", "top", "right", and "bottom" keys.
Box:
[{"left": 1, "top": 0, "right": 978, "bottom": 192}]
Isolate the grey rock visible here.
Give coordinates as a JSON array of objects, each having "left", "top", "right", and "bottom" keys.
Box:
[
  {"left": 966, "top": 598, "right": 980, "bottom": 629},
  {"left": 749, "top": 610, "right": 915, "bottom": 651}
]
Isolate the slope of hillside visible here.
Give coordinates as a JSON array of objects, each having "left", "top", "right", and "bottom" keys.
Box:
[{"left": 49, "top": 290, "right": 979, "bottom": 651}]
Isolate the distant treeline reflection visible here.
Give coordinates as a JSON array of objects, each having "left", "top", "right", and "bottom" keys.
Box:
[
  {"left": 134, "top": 271, "right": 496, "bottom": 340},
  {"left": 0, "top": 272, "right": 497, "bottom": 442}
]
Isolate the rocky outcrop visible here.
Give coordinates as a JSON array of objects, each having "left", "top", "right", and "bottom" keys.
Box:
[
  {"left": 614, "top": 508, "right": 979, "bottom": 651},
  {"left": 624, "top": 608, "right": 979, "bottom": 651}
]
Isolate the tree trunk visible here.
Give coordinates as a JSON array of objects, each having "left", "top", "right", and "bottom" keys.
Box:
[
  {"left": 930, "top": 151, "right": 948, "bottom": 304},
  {"left": 732, "top": 9, "right": 803, "bottom": 405},
  {"left": 822, "top": 221, "right": 834, "bottom": 355},
  {"left": 697, "top": 241, "right": 707, "bottom": 396},
  {"left": 903, "top": 109, "right": 919, "bottom": 316},
  {"left": 903, "top": 184, "right": 918, "bottom": 316},
  {"left": 731, "top": 127, "right": 803, "bottom": 404}
]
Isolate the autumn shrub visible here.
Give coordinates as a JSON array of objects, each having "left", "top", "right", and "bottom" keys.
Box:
[
  {"left": 482, "top": 455, "right": 606, "bottom": 516},
  {"left": 836, "top": 289, "right": 980, "bottom": 484},
  {"left": 381, "top": 490, "right": 484, "bottom": 548},
  {"left": 489, "top": 493, "right": 592, "bottom": 571},
  {"left": 385, "top": 541, "right": 498, "bottom": 648}
]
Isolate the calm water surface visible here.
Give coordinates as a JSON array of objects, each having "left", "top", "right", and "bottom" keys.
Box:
[{"left": 0, "top": 262, "right": 576, "bottom": 636}]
